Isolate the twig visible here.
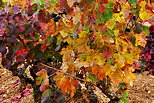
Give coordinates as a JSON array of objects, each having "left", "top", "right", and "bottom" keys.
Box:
[{"left": 40, "top": 63, "right": 95, "bottom": 85}]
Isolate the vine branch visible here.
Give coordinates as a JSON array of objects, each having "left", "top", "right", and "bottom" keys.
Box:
[{"left": 40, "top": 63, "right": 95, "bottom": 85}]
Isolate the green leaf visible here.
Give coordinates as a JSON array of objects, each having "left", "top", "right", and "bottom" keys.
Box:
[
  {"left": 121, "top": 98, "right": 129, "bottom": 103},
  {"left": 128, "top": 0, "right": 138, "bottom": 4},
  {"left": 82, "top": 55, "right": 87, "bottom": 60},
  {"left": 89, "top": 72, "right": 95, "bottom": 82},
  {"left": 101, "top": 9, "right": 112, "bottom": 22},
  {"left": 104, "top": 1, "right": 114, "bottom": 8},
  {"left": 106, "top": 29, "right": 114, "bottom": 37},
  {"left": 142, "top": 26, "right": 150, "bottom": 36},
  {"left": 50, "top": 0, "right": 56, "bottom": 4},
  {"left": 107, "top": 59, "right": 112, "bottom": 64},
  {"left": 34, "top": 51, "right": 43, "bottom": 60},
  {"left": 42, "top": 88, "right": 51, "bottom": 98},
  {"left": 122, "top": 91, "right": 128, "bottom": 98},
  {"left": 36, "top": 76, "right": 44, "bottom": 85},
  {"left": 118, "top": 83, "right": 126, "bottom": 89},
  {"left": 131, "top": 37, "right": 136, "bottom": 46}
]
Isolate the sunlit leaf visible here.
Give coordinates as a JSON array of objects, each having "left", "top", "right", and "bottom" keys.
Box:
[
  {"left": 105, "top": 20, "right": 116, "bottom": 30},
  {"left": 59, "top": 30, "right": 69, "bottom": 38},
  {"left": 139, "top": 8, "right": 150, "bottom": 21}
]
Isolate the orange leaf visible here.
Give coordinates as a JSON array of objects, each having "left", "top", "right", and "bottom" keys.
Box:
[
  {"left": 92, "top": 65, "right": 100, "bottom": 75},
  {"left": 55, "top": 75, "right": 78, "bottom": 97},
  {"left": 36, "top": 69, "right": 47, "bottom": 76},
  {"left": 97, "top": 69, "right": 106, "bottom": 80}
]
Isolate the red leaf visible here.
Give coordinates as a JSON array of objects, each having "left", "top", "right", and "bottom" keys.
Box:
[
  {"left": 40, "top": 84, "right": 50, "bottom": 92},
  {"left": 0, "top": 89, "right": 6, "bottom": 95},
  {"left": 38, "top": 9, "right": 50, "bottom": 23},
  {"left": 119, "top": 0, "right": 127, "bottom": 3},
  {"left": 16, "top": 49, "right": 29, "bottom": 56},
  {"left": 21, "top": 87, "right": 32, "bottom": 97},
  {"left": 133, "top": 61, "right": 140, "bottom": 69},
  {"left": 102, "top": 46, "right": 114, "bottom": 59},
  {"left": 0, "top": 28, "right": 6, "bottom": 36},
  {"left": 98, "top": 3, "right": 106, "bottom": 12},
  {"left": 99, "top": 0, "right": 108, "bottom": 4},
  {"left": 41, "top": 43, "right": 47, "bottom": 53}
]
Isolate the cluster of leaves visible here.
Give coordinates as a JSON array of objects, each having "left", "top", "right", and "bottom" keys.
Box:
[
  {"left": 140, "top": 24, "right": 154, "bottom": 75},
  {"left": 0, "top": 0, "right": 153, "bottom": 102}
]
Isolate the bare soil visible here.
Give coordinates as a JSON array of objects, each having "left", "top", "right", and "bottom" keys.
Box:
[
  {"left": 0, "top": 66, "right": 154, "bottom": 103},
  {"left": 128, "top": 72, "right": 154, "bottom": 103}
]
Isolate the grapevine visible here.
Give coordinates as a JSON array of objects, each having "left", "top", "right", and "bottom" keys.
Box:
[{"left": 0, "top": 0, "right": 153, "bottom": 102}]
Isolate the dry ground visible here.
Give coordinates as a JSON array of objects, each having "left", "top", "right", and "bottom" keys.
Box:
[{"left": 0, "top": 66, "right": 154, "bottom": 103}]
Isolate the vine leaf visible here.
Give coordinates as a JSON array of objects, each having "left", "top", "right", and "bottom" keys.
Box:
[
  {"left": 98, "top": 3, "right": 106, "bottom": 12},
  {"left": 16, "top": 49, "right": 29, "bottom": 62},
  {"left": 139, "top": 8, "right": 150, "bottom": 21},
  {"left": 92, "top": 65, "right": 106, "bottom": 80},
  {"left": 72, "top": 7, "right": 81, "bottom": 25},
  {"left": 119, "top": 0, "right": 127, "bottom": 3},
  {"left": 36, "top": 69, "right": 50, "bottom": 92},
  {"left": 102, "top": 45, "right": 114, "bottom": 59},
  {"left": 92, "top": 63, "right": 111, "bottom": 80},
  {"left": 105, "top": 20, "right": 116, "bottom": 30},
  {"left": 134, "top": 33, "right": 146, "bottom": 47},
  {"left": 54, "top": 72, "right": 78, "bottom": 97},
  {"left": 123, "top": 67, "right": 136, "bottom": 86},
  {"left": 59, "top": 30, "right": 69, "bottom": 38},
  {"left": 98, "top": 0, "right": 108, "bottom": 4},
  {"left": 67, "top": 0, "right": 76, "bottom": 7}
]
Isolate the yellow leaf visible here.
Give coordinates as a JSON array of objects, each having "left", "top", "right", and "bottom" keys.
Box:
[
  {"left": 114, "top": 30, "right": 119, "bottom": 37},
  {"left": 134, "top": 33, "right": 146, "bottom": 47},
  {"left": 78, "top": 31, "right": 88, "bottom": 38},
  {"left": 62, "top": 18, "right": 71, "bottom": 27},
  {"left": 122, "top": 54, "right": 133, "bottom": 64},
  {"left": 139, "top": 1, "right": 146, "bottom": 7},
  {"left": 113, "top": 13, "right": 125, "bottom": 23},
  {"left": 105, "top": 20, "right": 116, "bottom": 30},
  {"left": 123, "top": 68, "right": 136, "bottom": 85},
  {"left": 73, "top": 14, "right": 81, "bottom": 25},
  {"left": 59, "top": 30, "right": 69, "bottom": 38},
  {"left": 114, "top": 53, "right": 125, "bottom": 68},
  {"left": 108, "top": 69, "right": 122, "bottom": 86},
  {"left": 139, "top": 8, "right": 150, "bottom": 21},
  {"left": 74, "top": 59, "right": 90, "bottom": 68}
]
